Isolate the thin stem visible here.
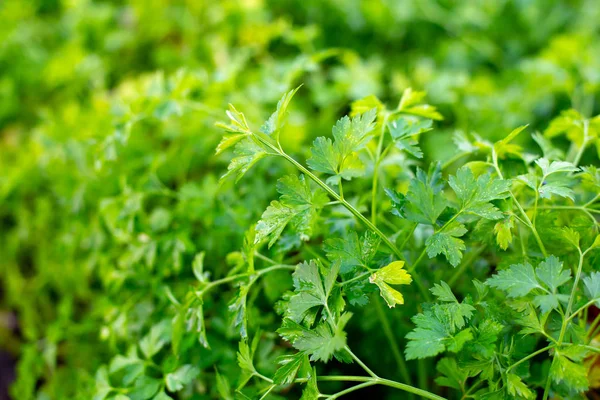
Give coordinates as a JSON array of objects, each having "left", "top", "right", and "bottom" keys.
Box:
[
  {"left": 339, "top": 271, "right": 370, "bottom": 286},
  {"left": 294, "top": 375, "right": 447, "bottom": 400},
  {"left": 571, "top": 119, "right": 589, "bottom": 168},
  {"left": 409, "top": 249, "right": 428, "bottom": 274},
  {"left": 532, "top": 182, "right": 539, "bottom": 226},
  {"left": 557, "top": 249, "right": 585, "bottom": 344},
  {"left": 505, "top": 345, "right": 553, "bottom": 372},
  {"left": 584, "top": 193, "right": 600, "bottom": 208},
  {"left": 259, "top": 385, "right": 275, "bottom": 400},
  {"left": 376, "top": 377, "right": 447, "bottom": 400},
  {"left": 327, "top": 382, "right": 377, "bottom": 399},
  {"left": 371, "top": 114, "right": 388, "bottom": 225},
  {"left": 373, "top": 296, "right": 413, "bottom": 386},
  {"left": 542, "top": 372, "right": 552, "bottom": 400},
  {"left": 442, "top": 151, "right": 471, "bottom": 170},
  {"left": 254, "top": 371, "right": 274, "bottom": 384},
  {"left": 199, "top": 264, "right": 295, "bottom": 295},
  {"left": 345, "top": 346, "right": 378, "bottom": 379},
  {"left": 492, "top": 149, "right": 547, "bottom": 256},
  {"left": 255, "top": 252, "right": 278, "bottom": 265},
  {"left": 534, "top": 205, "right": 600, "bottom": 215},
  {"left": 399, "top": 223, "right": 418, "bottom": 250},
  {"left": 567, "top": 299, "right": 596, "bottom": 323},
  {"left": 587, "top": 313, "right": 600, "bottom": 341}
]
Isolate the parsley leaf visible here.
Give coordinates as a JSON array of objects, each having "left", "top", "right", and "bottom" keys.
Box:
[
  {"left": 307, "top": 109, "right": 377, "bottom": 185},
  {"left": 448, "top": 167, "right": 511, "bottom": 220},
  {"left": 255, "top": 174, "right": 328, "bottom": 247},
  {"left": 425, "top": 222, "right": 468, "bottom": 267},
  {"left": 324, "top": 230, "right": 380, "bottom": 274},
  {"left": 386, "top": 163, "right": 446, "bottom": 225}
]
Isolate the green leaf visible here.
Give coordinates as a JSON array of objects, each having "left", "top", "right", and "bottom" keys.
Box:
[
  {"left": 534, "top": 158, "right": 579, "bottom": 200},
  {"left": 468, "top": 319, "right": 503, "bottom": 359},
  {"left": 425, "top": 222, "right": 468, "bottom": 267},
  {"left": 237, "top": 340, "right": 255, "bottom": 374},
  {"left": 129, "top": 376, "right": 161, "bottom": 400},
  {"left": 448, "top": 167, "right": 511, "bottom": 220},
  {"left": 216, "top": 104, "right": 251, "bottom": 134},
  {"left": 228, "top": 283, "right": 249, "bottom": 338},
  {"left": 397, "top": 88, "right": 443, "bottom": 120},
  {"left": 429, "top": 281, "right": 475, "bottom": 329},
  {"left": 387, "top": 163, "right": 446, "bottom": 225},
  {"left": 300, "top": 368, "right": 320, "bottom": 400},
  {"left": 255, "top": 174, "right": 328, "bottom": 247},
  {"left": 286, "top": 260, "right": 340, "bottom": 324},
  {"left": 494, "top": 217, "right": 514, "bottom": 250},
  {"left": 430, "top": 281, "right": 458, "bottom": 303},
  {"left": 152, "top": 392, "right": 173, "bottom": 400},
  {"left": 139, "top": 322, "right": 170, "bottom": 359},
  {"left": 435, "top": 358, "right": 468, "bottom": 390},
  {"left": 405, "top": 305, "right": 473, "bottom": 360},
  {"left": 278, "top": 313, "right": 352, "bottom": 363},
  {"left": 389, "top": 117, "right": 433, "bottom": 158},
  {"left": 583, "top": 272, "right": 600, "bottom": 306},
  {"left": 485, "top": 262, "right": 542, "bottom": 298},
  {"left": 307, "top": 109, "right": 377, "bottom": 184},
  {"left": 324, "top": 230, "right": 380, "bottom": 274},
  {"left": 487, "top": 257, "right": 571, "bottom": 313},
  {"left": 494, "top": 125, "right": 527, "bottom": 159},
  {"left": 273, "top": 352, "right": 307, "bottom": 385},
  {"left": 544, "top": 109, "right": 586, "bottom": 144},
  {"left": 192, "top": 252, "right": 207, "bottom": 283},
  {"left": 260, "top": 86, "right": 301, "bottom": 140},
  {"left": 550, "top": 353, "right": 589, "bottom": 392},
  {"left": 535, "top": 255, "right": 571, "bottom": 292},
  {"left": 165, "top": 365, "right": 199, "bottom": 392},
  {"left": 221, "top": 139, "right": 269, "bottom": 183},
  {"left": 506, "top": 373, "right": 535, "bottom": 399},
  {"left": 214, "top": 369, "right": 233, "bottom": 400}
]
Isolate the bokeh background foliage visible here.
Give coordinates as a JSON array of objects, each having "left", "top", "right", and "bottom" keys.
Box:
[{"left": 1, "top": 0, "right": 599, "bottom": 399}]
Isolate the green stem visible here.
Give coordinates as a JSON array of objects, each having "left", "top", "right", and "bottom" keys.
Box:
[
  {"left": 345, "top": 346, "right": 378, "bottom": 379},
  {"left": 542, "top": 372, "right": 552, "bottom": 400},
  {"left": 259, "top": 385, "right": 275, "bottom": 400},
  {"left": 492, "top": 150, "right": 547, "bottom": 257},
  {"left": 587, "top": 313, "right": 600, "bottom": 341},
  {"left": 418, "top": 359, "right": 428, "bottom": 391},
  {"left": 371, "top": 114, "right": 389, "bottom": 225},
  {"left": 373, "top": 296, "right": 413, "bottom": 386},
  {"left": 399, "top": 223, "right": 418, "bottom": 250},
  {"left": 571, "top": 119, "right": 589, "bottom": 168},
  {"left": 199, "top": 264, "right": 295, "bottom": 295},
  {"left": 505, "top": 345, "right": 553, "bottom": 372},
  {"left": 567, "top": 299, "right": 596, "bottom": 323},
  {"left": 339, "top": 271, "right": 371, "bottom": 286},
  {"left": 584, "top": 193, "right": 600, "bottom": 208},
  {"left": 295, "top": 375, "right": 447, "bottom": 400},
  {"left": 557, "top": 249, "right": 585, "bottom": 344},
  {"left": 327, "top": 382, "right": 377, "bottom": 399},
  {"left": 442, "top": 151, "right": 470, "bottom": 170}
]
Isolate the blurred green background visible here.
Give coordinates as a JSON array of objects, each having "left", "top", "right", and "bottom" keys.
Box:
[{"left": 1, "top": 0, "right": 599, "bottom": 399}]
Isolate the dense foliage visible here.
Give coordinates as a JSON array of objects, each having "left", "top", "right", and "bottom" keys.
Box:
[{"left": 1, "top": 1, "right": 599, "bottom": 399}]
